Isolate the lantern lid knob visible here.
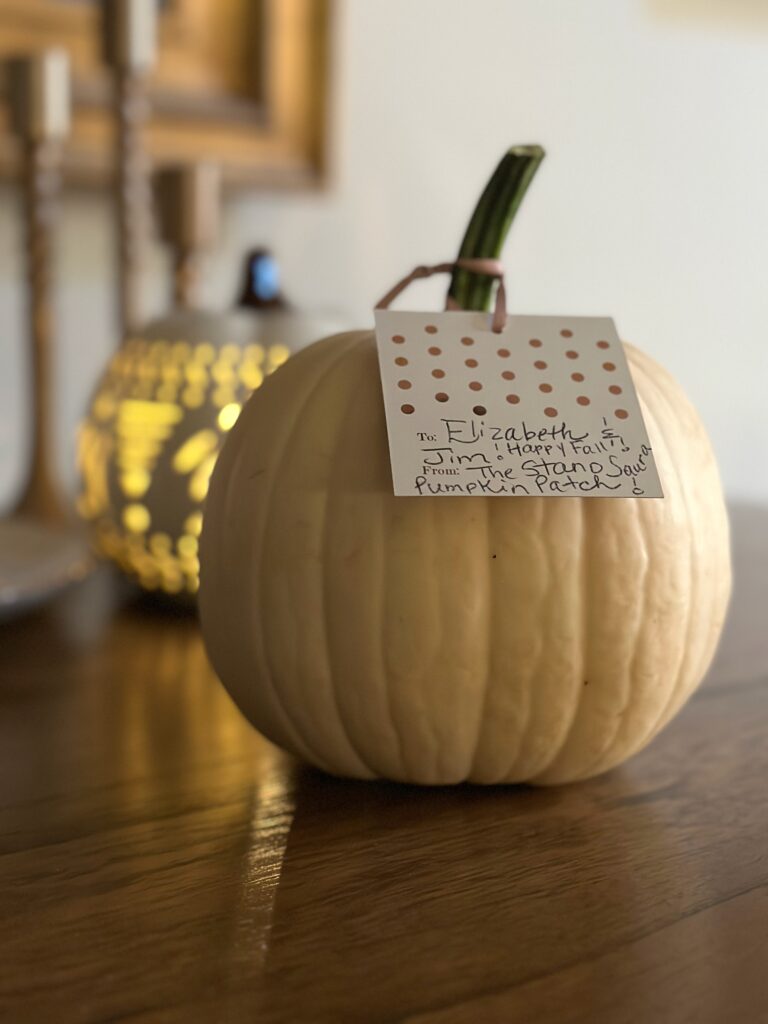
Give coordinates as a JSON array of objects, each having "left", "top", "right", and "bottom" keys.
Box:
[{"left": 237, "top": 249, "right": 288, "bottom": 311}]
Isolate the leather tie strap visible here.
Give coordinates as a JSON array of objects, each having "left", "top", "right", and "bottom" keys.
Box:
[{"left": 375, "top": 258, "right": 508, "bottom": 334}]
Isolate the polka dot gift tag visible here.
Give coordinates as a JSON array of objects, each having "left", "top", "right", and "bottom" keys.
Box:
[{"left": 374, "top": 302, "right": 663, "bottom": 498}]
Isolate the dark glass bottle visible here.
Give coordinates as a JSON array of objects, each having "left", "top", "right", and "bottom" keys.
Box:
[{"left": 236, "top": 248, "right": 288, "bottom": 310}]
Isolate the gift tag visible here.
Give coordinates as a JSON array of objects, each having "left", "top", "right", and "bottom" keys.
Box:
[{"left": 374, "top": 309, "right": 663, "bottom": 498}]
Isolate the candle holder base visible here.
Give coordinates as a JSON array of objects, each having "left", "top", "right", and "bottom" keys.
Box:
[{"left": 0, "top": 518, "right": 93, "bottom": 622}]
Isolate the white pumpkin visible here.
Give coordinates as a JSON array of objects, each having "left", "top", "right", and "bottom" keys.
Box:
[{"left": 199, "top": 331, "right": 731, "bottom": 785}]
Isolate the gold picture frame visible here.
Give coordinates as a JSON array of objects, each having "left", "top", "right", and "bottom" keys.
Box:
[{"left": 0, "top": 0, "right": 331, "bottom": 188}]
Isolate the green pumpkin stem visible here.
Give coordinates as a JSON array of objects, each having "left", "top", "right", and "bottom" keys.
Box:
[{"left": 448, "top": 145, "right": 545, "bottom": 312}]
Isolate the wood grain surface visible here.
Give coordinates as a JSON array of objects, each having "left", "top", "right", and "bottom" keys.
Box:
[{"left": 0, "top": 505, "right": 767, "bottom": 1024}]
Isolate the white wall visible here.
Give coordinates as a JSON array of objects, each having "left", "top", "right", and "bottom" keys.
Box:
[{"left": 2, "top": 0, "right": 767, "bottom": 508}]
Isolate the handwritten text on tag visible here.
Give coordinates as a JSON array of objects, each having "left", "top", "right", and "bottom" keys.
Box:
[{"left": 374, "top": 311, "right": 663, "bottom": 499}]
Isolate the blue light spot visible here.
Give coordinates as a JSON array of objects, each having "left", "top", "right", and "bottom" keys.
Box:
[{"left": 252, "top": 257, "right": 279, "bottom": 300}]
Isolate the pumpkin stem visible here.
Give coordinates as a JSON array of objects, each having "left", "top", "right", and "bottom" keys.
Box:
[{"left": 448, "top": 145, "right": 545, "bottom": 312}]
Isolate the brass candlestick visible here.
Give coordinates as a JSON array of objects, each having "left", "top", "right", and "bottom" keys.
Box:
[
  {"left": 8, "top": 50, "right": 70, "bottom": 523},
  {"left": 154, "top": 163, "right": 221, "bottom": 310},
  {"left": 0, "top": 51, "right": 92, "bottom": 620},
  {"left": 101, "top": 0, "right": 157, "bottom": 337}
]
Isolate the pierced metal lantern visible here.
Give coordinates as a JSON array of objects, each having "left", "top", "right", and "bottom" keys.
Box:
[
  {"left": 78, "top": 157, "right": 344, "bottom": 601},
  {"left": 78, "top": 301, "right": 341, "bottom": 598}
]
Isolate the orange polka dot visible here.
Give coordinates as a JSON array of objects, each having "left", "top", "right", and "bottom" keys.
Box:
[
  {"left": 465, "top": 358, "right": 478, "bottom": 368},
  {"left": 394, "top": 356, "right": 408, "bottom": 366},
  {"left": 560, "top": 329, "right": 573, "bottom": 338},
  {"left": 401, "top": 404, "right": 414, "bottom": 414},
  {"left": 497, "top": 348, "right": 510, "bottom": 358},
  {"left": 566, "top": 350, "right": 579, "bottom": 359},
  {"left": 392, "top": 334, "right": 405, "bottom": 344},
  {"left": 529, "top": 338, "right": 542, "bottom": 348},
  {"left": 473, "top": 405, "right": 486, "bottom": 416},
  {"left": 469, "top": 381, "right": 482, "bottom": 391},
  {"left": 577, "top": 395, "right": 590, "bottom": 406},
  {"left": 571, "top": 372, "right": 585, "bottom": 382},
  {"left": 609, "top": 384, "right": 623, "bottom": 395},
  {"left": 603, "top": 362, "right": 616, "bottom": 372},
  {"left": 597, "top": 340, "right": 610, "bottom": 349},
  {"left": 432, "top": 368, "right": 445, "bottom": 379},
  {"left": 502, "top": 370, "right": 516, "bottom": 381},
  {"left": 425, "top": 325, "right": 438, "bottom": 334},
  {"left": 544, "top": 407, "right": 558, "bottom": 417},
  {"left": 428, "top": 346, "right": 441, "bottom": 355},
  {"left": 534, "top": 360, "right": 547, "bottom": 370},
  {"left": 539, "top": 383, "right": 553, "bottom": 393},
  {"left": 397, "top": 379, "right": 411, "bottom": 390},
  {"left": 461, "top": 336, "right": 475, "bottom": 346},
  {"left": 506, "top": 394, "right": 520, "bottom": 404},
  {"left": 435, "top": 392, "right": 449, "bottom": 402},
  {"left": 615, "top": 409, "right": 629, "bottom": 419}
]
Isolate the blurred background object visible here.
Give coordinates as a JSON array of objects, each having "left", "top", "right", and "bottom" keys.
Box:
[
  {"left": 647, "top": 0, "right": 768, "bottom": 27},
  {"left": 155, "top": 161, "right": 220, "bottom": 310},
  {"left": 0, "top": 0, "right": 329, "bottom": 187},
  {"left": 0, "top": 0, "right": 338, "bottom": 606},
  {"left": 7, "top": 48, "right": 71, "bottom": 522},
  {"left": 1, "top": 0, "right": 767, "bottom": 517},
  {"left": 101, "top": 0, "right": 157, "bottom": 336},
  {"left": 0, "top": 49, "right": 91, "bottom": 619},
  {"left": 0, "top": 0, "right": 333, "bottom": 517}
]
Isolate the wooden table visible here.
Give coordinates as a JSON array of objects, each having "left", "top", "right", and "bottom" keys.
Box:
[{"left": 1, "top": 505, "right": 767, "bottom": 1024}]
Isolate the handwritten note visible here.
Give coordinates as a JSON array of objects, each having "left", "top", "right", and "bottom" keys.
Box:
[{"left": 374, "top": 311, "right": 662, "bottom": 498}]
